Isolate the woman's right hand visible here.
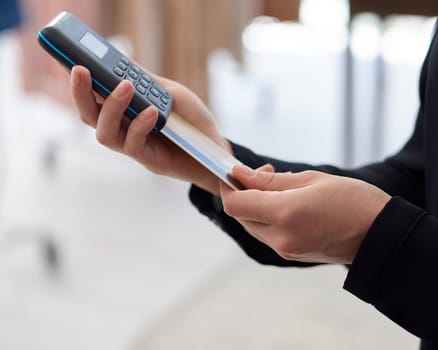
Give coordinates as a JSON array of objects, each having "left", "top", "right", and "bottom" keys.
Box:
[{"left": 71, "top": 65, "right": 232, "bottom": 195}]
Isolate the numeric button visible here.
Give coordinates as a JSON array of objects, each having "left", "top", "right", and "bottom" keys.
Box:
[
  {"left": 150, "top": 87, "right": 160, "bottom": 98},
  {"left": 160, "top": 96, "right": 169, "bottom": 105},
  {"left": 147, "top": 93, "right": 161, "bottom": 108},
  {"left": 125, "top": 76, "right": 137, "bottom": 85},
  {"left": 141, "top": 74, "right": 152, "bottom": 82},
  {"left": 152, "top": 83, "right": 170, "bottom": 98},
  {"left": 117, "top": 62, "right": 128, "bottom": 71},
  {"left": 139, "top": 79, "right": 149, "bottom": 88},
  {"left": 128, "top": 70, "right": 139, "bottom": 80},
  {"left": 120, "top": 56, "right": 130, "bottom": 65},
  {"left": 113, "top": 67, "right": 124, "bottom": 77},
  {"left": 136, "top": 84, "right": 147, "bottom": 95},
  {"left": 131, "top": 65, "right": 141, "bottom": 74}
]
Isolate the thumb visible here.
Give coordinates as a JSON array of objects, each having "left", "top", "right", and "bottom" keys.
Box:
[
  {"left": 256, "top": 163, "right": 275, "bottom": 173},
  {"left": 232, "top": 164, "right": 294, "bottom": 191}
]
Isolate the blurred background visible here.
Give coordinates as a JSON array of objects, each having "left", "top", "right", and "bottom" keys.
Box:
[{"left": 0, "top": 0, "right": 437, "bottom": 349}]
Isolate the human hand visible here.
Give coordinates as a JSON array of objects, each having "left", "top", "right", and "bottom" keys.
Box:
[
  {"left": 219, "top": 165, "right": 391, "bottom": 264},
  {"left": 70, "top": 65, "right": 232, "bottom": 195}
]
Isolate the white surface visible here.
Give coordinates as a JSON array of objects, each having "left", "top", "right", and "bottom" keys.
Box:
[{"left": 135, "top": 262, "right": 418, "bottom": 350}]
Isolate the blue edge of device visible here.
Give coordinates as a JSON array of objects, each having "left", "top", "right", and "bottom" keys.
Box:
[{"left": 38, "top": 31, "right": 142, "bottom": 121}]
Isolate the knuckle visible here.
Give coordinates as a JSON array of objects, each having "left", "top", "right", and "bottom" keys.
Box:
[
  {"left": 251, "top": 172, "right": 276, "bottom": 190},
  {"left": 222, "top": 201, "right": 232, "bottom": 216},
  {"left": 277, "top": 252, "right": 291, "bottom": 260},
  {"left": 123, "top": 143, "right": 135, "bottom": 157},
  {"left": 272, "top": 236, "right": 306, "bottom": 260},
  {"left": 78, "top": 112, "right": 92, "bottom": 124},
  {"left": 271, "top": 235, "right": 294, "bottom": 257},
  {"left": 95, "top": 132, "right": 112, "bottom": 146},
  {"left": 261, "top": 171, "right": 276, "bottom": 187},
  {"left": 79, "top": 114, "right": 97, "bottom": 128},
  {"left": 124, "top": 144, "right": 142, "bottom": 161},
  {"left": 147, "top": 165, "right": 160, "bottom": 175},
  {"left": 148, "top": 163, "right": 163, "bottom": 175},
  {"left": 301, "top": 170, "right": 319, "bottom": 180},
  {"left": 76, "top": 111, "right": 85, "bottom": 121},
  {"left": 222, "top": 198, "right": 236, "bottom": 217}
]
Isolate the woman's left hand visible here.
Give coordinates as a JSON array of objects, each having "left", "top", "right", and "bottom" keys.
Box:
[{"left": 219, "top": 165, "right": 391, "bottom": 264}]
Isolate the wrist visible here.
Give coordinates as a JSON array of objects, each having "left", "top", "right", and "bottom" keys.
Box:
[{"left": 349, "top": 189, "right": 391, "bottom": 263}]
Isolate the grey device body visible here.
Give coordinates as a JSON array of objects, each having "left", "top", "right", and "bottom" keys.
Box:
[{"left": 38, "top": 12, "right": 171, "bottom": 130}]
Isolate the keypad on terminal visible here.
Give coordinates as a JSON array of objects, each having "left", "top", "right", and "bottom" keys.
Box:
[{"left": 113, "top": 56, "right": 171, "bottom": 113}]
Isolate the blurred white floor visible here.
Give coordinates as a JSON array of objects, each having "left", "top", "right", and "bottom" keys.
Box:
[{"left": 0, "top": 33, "right": 419, "bottom": 350}]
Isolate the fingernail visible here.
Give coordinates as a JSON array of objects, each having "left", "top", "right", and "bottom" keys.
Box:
[
  {"left": 114, "top": 81, "right": 130, "bottom": 98},
  {"left": 263, "top": 163, "right": 275, "bottom": 173},
  {"left": 141, "top": 106, "right": 157, "bottom": 121},
  {"left": 71, "top": 68, "right": 81, "bottom": 87}
]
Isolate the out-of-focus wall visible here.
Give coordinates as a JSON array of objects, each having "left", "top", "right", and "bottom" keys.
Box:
[
  {"left": 160, "top": 0, "right": 303, "bottom": 103},
  {"left": 18, "top": 0, "right": 300, "bottom": 105}
]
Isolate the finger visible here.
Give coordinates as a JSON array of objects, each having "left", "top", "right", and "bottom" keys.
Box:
[
  {"left": 159, "top": 80, "right": 220, "bottom": 137},
  {"left": 232, "top": 165, "right": 290, "bottom": 191},
  {"left": 124, "top": 106, "right": 159, "bottom": 160},
  {"left": 71, "top": 66, "right": 101, "bottom": 128},
  {"left": 232, "top": 165, "right": 314, "bottom": 191},
  {"left": 95, "top": 80, "right": 135, "bottom": 148},
  {"left": 256, "top": 163, "right": 275, "bottom": 173},
  {"left": 220, "top": 182, "right": 285, "bottom": 224},
  {"left": 219, "top": 182, "right": 271, "bottom": 242},
  {"left": 228, "top": 164, "right": 273, "bottom": 191}
]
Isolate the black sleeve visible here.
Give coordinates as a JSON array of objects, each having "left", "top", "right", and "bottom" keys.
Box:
[{"left": 344, "top": 196, "right": 438, "bottom": 341}]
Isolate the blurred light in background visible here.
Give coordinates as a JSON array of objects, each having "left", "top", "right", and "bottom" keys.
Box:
[
  {"left": 380, "top": 16, "right": 435, "bottom": 158},
  {"left": 209, "top": 1, "right": 435, "bottom": 167},
  {"left": 382, "top": 16, "right": 435, "bottom": 65},
  {"left": 350, "top": 13, "right": 381, "bottom": 61},
  {"left": 299, "top": 0, "right": 349, "bottom": 30},
  {"left": 211, "top": 0, "right": 350, "bottom": 165},
  {"left": 350, "top": 13, "right": 383, "bottom": 165}
]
